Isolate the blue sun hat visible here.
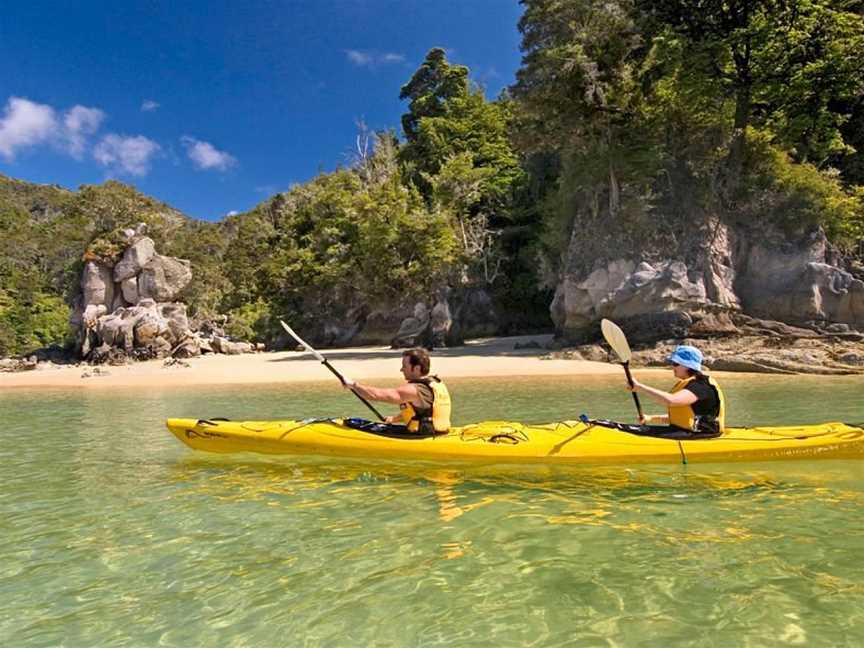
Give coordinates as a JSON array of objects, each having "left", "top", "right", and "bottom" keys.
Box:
[{"left": 668, "top": 345, "right": 703, "bottom": 372}]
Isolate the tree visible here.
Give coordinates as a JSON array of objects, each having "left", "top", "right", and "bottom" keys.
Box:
[
  {"left": 511, "top": 0, "right": 666, "bottom": 276},
  {"left": 639, "top": 0, "right": 864, "bottom": 195},
  {"left": 236, "top": 135, "right": 458, "bottom": 335},
  {"left": 399, "top": 48, "right": 523, "bottom": 210}
]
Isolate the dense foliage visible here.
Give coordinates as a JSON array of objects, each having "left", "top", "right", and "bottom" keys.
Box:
[
  {"left": 512, "top": 0, "right": 864, "bottom": 274},
  {"left": 2, "top": 1, "right": 863, "bottom": 356},
  {"left": 220, "top": 136, "right": 459, "bottom": 339}
]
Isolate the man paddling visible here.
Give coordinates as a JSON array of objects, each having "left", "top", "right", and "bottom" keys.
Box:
[
  {"left": 343, "top": 348, "right": 452, "bottom": 435},
  {"left": 626, "top": 345, "right": 726, "bottom": 438}
]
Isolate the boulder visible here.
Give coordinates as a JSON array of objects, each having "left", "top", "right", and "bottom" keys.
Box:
[
  {"left": 133, "top": 314, "right": 165, "bottom": 346},
  {"left": 89, "top": 343, "right": 129, "bottom": 366},
  {"left": 138, "top": 255, "right": 192, "bottom": 302},
  {"left": 121, "top": 277, "right": 139, "bottom": 305},
  {"left": 113, "top": 237, "right": 155, "bottom": 282},
  {"left": 70, "top": 233, "right": 255, "bottom": 362},
  {"left": 430, "top": 300, "right": 452, "bottom": 348},
  {"left": 83, "top": 304, "right": 107, "bottom": 327},
  {"left": 735, "top": 315, "right": 819, "bottom": 338},
  {"left": 192, "top": 316, "right": 226, "bottom": 338},
  {"left": 172, "top": 336, "right": 201, "bottom": 358},
  {"left": 702, "top": 219, "right": 741, "bottom": 309},
  {"left": 212, "top": 336, "right": 252, "bottom": 355},
  {"left": 392, "top": 303, "right": 431, "bottom": 348},
  {"left": 688, "top": 313, "right": 739, "bottom": 337},
  {"left": 159, "top": 303, "right": 190, "bottom": 342},
  {"left": 729, "top": 227, "right": 863, "bottom": 330},
  {"left": 148, "top": 336, "right": 173, "bottom": 358},
  {"left": 573, "top": 344, "right": 610, "bottom": 363},
  {"left": 735, "top": 227, "right": 825, "bottom": 317},
  {"left": 81, "top": 262, "right": 115, "bottom": 307},
  {"left": 96, "top": 311, "right": 141, "bottom": 352}
]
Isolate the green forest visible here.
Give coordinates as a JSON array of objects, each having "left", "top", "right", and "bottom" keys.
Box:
[{"left": 2, "top": 0, "right": 863, "bottom": 357}]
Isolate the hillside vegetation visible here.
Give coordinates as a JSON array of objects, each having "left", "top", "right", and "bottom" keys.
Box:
[{"left": 2, "top": 0, "right": 863, "bottom": 357}]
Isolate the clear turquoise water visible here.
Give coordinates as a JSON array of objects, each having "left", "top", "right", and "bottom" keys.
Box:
[{"left": 1, "top": 374, "right": 863, "bottom": 646}]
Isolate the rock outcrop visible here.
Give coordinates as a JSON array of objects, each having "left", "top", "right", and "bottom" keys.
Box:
[
  {"left": 390, "top": 286, "right": 497, "bottom": 349},
  {"left": 71, "top": 224, "right": 255, "bottom": 363},
  {"left": 548, "top": 325, "right": 864, "bottom": 375},
  {"left": 553, "top": 220, "right": 864, "bottom": 343}
]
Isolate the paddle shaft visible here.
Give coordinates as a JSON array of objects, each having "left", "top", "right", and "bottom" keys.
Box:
[
  {"left": 280, "top": 319, "right": 386, "bottom": 422},
  {"left": 622, "top": 362, "right": 645, "bottom": 420},
  {"left": 320, "top": 358, "right": 386, "bottom": 422}
]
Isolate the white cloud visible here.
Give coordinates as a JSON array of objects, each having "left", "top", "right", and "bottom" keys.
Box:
[
  {"left": 0, "top": 96, "right": 108, "bottom": 160},
  {"left": 0, "top": 97, "right": 58, "bottom": 160},
  {"left": 63, "top": 105, "right": 105, "bottom": 158},
  {"left": 141, "top": 100, "right": 160, "bottom": 112},
  {"left": 344, "top": 49, "right": 406, "bottom": 68},
  {"left": 94, "top": 134, "right": 160, "bottom": 176},
  {"left": 226, "top": 210, "right": 240, "bottom": 217},
  {"left": 181, "top": 136, "right": 237, "bottom": 171}
]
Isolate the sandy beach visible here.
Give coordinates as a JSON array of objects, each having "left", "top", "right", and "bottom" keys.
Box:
[{"left": 0, "top": 334, "right": 624, "bottom": 390}]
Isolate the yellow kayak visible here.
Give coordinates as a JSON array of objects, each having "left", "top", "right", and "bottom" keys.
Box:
[{"left": 165, "top": 417, "right": 864, "bottom": 465}]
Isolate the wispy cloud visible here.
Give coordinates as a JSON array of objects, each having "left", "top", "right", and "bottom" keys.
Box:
[
  {"left": 94, "top": 134, "right": 160, "bottom": 176},
  {"left": 181, "top": 136, "right": 237, "bottom": 171},
  {"left": 344, "top": 49, "right": 406, "bottom": 68},
  {"left": 141, "top": 100, "right": 160, "bottom": 112},
  {"left": 0, "top": 96, "right": 107, "bottom": 161}
]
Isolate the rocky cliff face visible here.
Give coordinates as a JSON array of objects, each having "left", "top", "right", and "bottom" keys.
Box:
[{"left": 552, "top": 220, "right": 864, "bottom": 342}]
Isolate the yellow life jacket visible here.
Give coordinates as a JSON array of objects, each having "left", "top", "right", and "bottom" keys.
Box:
[
  {"left": 668, "top": 375, "right": 726, "bottom": 433},
  {"left": 400, "top": 375, "right": 452, "bottom": 433}
]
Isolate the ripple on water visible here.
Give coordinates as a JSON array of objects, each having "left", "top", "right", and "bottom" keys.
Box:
[{"left": 1, "top": 380, "right": 863, "bottom": 645}]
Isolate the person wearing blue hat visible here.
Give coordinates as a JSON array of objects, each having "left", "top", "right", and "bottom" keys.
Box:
[{"left": 627, "top": 344, "right": 727, "bottom": 436}]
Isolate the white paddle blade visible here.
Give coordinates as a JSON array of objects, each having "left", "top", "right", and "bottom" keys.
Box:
[
  {"left": 280, "top": 320, "right": 325, "bottom": 362},
  {"left": 601, "top": 318, "right": 631, "bottom": 363}
]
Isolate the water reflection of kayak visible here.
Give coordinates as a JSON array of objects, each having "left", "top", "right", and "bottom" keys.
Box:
[{"left": 165, "top": 417, "right": 864, "bottom": 465}]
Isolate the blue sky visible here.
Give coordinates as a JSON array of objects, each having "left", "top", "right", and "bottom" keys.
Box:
[{"left": 0, "top": 1, "right": 524, "bottom": 221}]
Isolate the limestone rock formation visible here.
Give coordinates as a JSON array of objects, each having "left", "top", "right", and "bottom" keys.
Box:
[
  {"left": 71, "top": 225, "right": 255, "bottom": 363},
  {"left": 552, "top": 221, "right": 864, "bottom": 343}
]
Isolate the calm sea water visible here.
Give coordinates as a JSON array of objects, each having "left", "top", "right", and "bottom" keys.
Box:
[{"left": 1, "top": 374, "right": 863, "bottom": 647}]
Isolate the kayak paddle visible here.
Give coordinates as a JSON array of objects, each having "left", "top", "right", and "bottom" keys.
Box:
[
  {"left": 600, "top": 318, "right": 644, "bottom": 421},
  {"left": 280, "top": 320, "right": 385, "bottom": 422}
]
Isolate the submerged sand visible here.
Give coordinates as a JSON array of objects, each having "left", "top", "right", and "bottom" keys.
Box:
[{"left": 0, "top": 335, "right": 625, "bottom": 390}]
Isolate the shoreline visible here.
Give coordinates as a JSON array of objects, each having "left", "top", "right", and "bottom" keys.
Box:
[{"left": 0, "top": 335, "right": 626, "bottom": 390}]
